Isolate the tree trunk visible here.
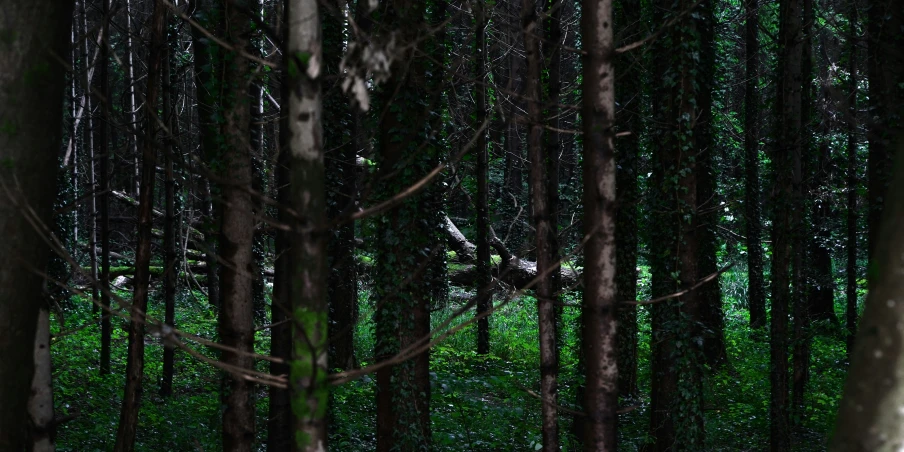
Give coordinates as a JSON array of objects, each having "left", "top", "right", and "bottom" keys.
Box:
[
  {"left": 0, "top": 2, "right": 70, "bottom": 440},
  {"left": 191, "top": 0, "right": 222, "bottom": 308},
  {"left": 770, "top": 0, "right": 803, "bottom": 447},
  {"left": 831, "top": 136, "right": 904, "bottom": 451},
  {"left": 523, "top": 0, "right": 558, "bottom": 449},
  {"left": 580, "top": 0, "right": 618, "bottom": 447},
  {"left": 285, "top": 0, "right": 329, "bottom": 449},
  {"left": 744, "top": 0, "right": 766, "bottom": 330},
  {"left": 649, "top": 0, "right": 705, "bottom": 449},
  {"left": 475, "top": 0, "right": 491, "bottom": 356},
  {"left": 113, "top": 1, "right": 166, "bottom": 450},
  {"left": 161, "top": 52, "right": 177, "bottom": 398},
  {"left": 845, "top": 0, "right": 859, "bottom": 356},
  {"left": 615, "top": 0, "right": 642, "bottom": 399},
  {"left": 696, "top": 0, "right": 727, "bottom": 369},
  {"left": 323, "top": 3, "right": 357, "bottom": 372},
  {"left": 218, "top": 3, "right": 256, "bottom": 450},
  {"left": 373, "top": 2, "right": 436, "bottom": 450}
]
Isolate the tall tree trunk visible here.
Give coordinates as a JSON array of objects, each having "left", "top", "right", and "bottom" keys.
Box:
[
  {"left": 523, "top": 0, "right": 558, "bottom": 449},
  {"left": 0, "top": 2, "right": 70, "bottom": 441},
  {"left": 285, "top": 0, "right": 329, "bottom": 449},
  {"left": 865, "top": 0, "right": 901, "bottom": 267},
  {"left": 844, "top": 0, "right": 859, "bottom": 357},
  {"left": 113, "top": 1, "right": 166, "bottom": 450},
  {"left": 744, "top": 0, "right": 766, "bottom": 330},
  {"left": 696, "top": 0, "right": 727, "bottom": 368},
  {"left": 161, "top": 52, "right": 177, "bottom": 398},
  {"left": 191, "top": 0, "right": 222, "bottom": 308},
  {"left": 581, "top": 0, "right": 618, "bottom": 447},
  {"left": 268, "top": 16, "right": 292, "bottom": 444},
  {"left": 373, "top": 1, "right": 437, "bottom": 450},
  {"left": 323, "top": 2, "right": 357, "bottom": 372},
  {"left": 770, "top": 0, "right": 803, "bottom": 447},
  {"left": 544, "top": 0, "right": 562, "bottom": 323},
  {"left": 125, "top": 0, "right": 140, "bottom": 196},
  {"left": 218, "top": 2, "right": 256, "bottom": 450},
  {"left": 615, "top": 0, "right": 642, "bottom": 399},
  {"left": 475, "top": 0, "right": 491, "bottom": 355},
  {"left": 649, "top": 0, "right": 705, "bottom": 449}
]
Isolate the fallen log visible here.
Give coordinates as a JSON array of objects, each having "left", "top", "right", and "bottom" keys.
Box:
[{"left": 448, "top": 259, "right": 579, "bottom": 290}]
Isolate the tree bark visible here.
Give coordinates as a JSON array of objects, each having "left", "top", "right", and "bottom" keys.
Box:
[
  {"left": 845, "top": 0, "right": 859, "bottom": 356},
  {"left": 218, "top": 2, "right": 256, "bottom": 450},
  {"left": 113, "top": 1, "right": 166, "bottom": 450},
  {"left": 161, "top": 52, "right": 177, "bottom": 398},
  {"left": 770, "top": 0, "right": 803, "bottom": 447},
  {"left": 475, "top": 0, "right": 491, "bottom": 356},
  {"left": 285, "top": 0, "right": 329, "bottom": 449},
  {"left": 744, "top": 0, "right": 766, "bottom": 330},
  {"left": 28, "top": 305, "right": 55, "bottom": 452},
  {"left": 580, "top": 0, "right": 618, "bottom": 448},
  {"left": 523, "top": 0, "right": 558, "bottom": 449},
  {"left": 831, "top": 136, "right": 904, "bottom": 452},
  {"left": 615, "top": 0, "right": 642, "bottom": 399}
]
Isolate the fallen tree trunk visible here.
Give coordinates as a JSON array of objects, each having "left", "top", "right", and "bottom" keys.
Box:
[
  {"left": 444, "top": 216, "right": 476, "bottom": 262},
  {"left": 449, "top": 259, "right": 579, "bottom": 290}
]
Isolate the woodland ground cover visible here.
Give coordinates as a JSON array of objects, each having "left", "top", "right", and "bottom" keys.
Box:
[{"left": 51, "top": 264, "right": 848, "bottom": 451}]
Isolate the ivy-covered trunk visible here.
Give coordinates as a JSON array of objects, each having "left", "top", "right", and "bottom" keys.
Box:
[
  {"left": 373, "top": 1, "right": 441, "bottom": 450},
  {"left": 770, "top": 0, "right": 803, "bottom": 447},
  {"left": 744, "top": 0, "right": 766, "bottom": 330},
  {"left": 648, "top": 0, "right": 705, "bottom": 448}
]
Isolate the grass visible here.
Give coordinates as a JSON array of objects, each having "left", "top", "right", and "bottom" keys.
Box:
[{"left": 51, "top": 266, "right": 848, "bottom": 450}]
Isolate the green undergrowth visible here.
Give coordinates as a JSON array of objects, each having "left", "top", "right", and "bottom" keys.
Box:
[{"left": 52, "top": 265, "right": 848, "bottom": 450}]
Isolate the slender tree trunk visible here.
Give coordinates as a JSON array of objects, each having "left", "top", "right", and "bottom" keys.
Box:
[
  {"left": 191, "top": 0, "right": 222, "bottom": 308},
  {"left": 544, "top": 0, "right": 562, "bottom": 314},
  {"left": 125, "top": 0, "right": 140, "bottom": 197},
  {"left": 615, "top": 0, "right": 642, "bottom": 399},
  {"left": 475, "top": 0, "right": 491, "bottom": 355},
  {"left": 696, "top": 0, "right": 727, "bottom": 368},
  {"left": 770, "top": 0, "right": 803, "bottom": 448},
  {"left": 580, "top": 0, "right": 618, "bottom": 448},
  {"left": 744, "top": 0, "right": 766, "bottom": 330},
  {"left": 113, "top": 1, "right": 166, "bottom": 450},
  {"left": 323, "top": 3, "right": 357, "bottom": 372},
  {"left": 218, "top": 3, "right": 256, "bottom": 450},
  {"left": 268, "top": 22, "right": 292, "bottom": 445},
  {"left": 161, "top": 52, "right": 177, "bottom": 398},
  {"left": 845, "top": 1, "right": 859, "bottom": 356},
  {"left": 523, "top": 0, "right": 558, "bottom": 449}
]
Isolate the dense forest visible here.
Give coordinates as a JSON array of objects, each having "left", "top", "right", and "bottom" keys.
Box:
[{"left": 0, "top": 0, "right": 903, "bottom": 450}]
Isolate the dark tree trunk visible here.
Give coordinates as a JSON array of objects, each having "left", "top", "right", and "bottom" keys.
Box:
[
  {"left": 218, "top": 3, "right": 256, "bottom": 450},
  {"left": 323, "top": 2, "right": 357, "bottom": 373},
  {"left": 615, "top": 0, "right": 642, "bottom": 399},
  {"left": 268, "top": 24, "right": 292, "bottom": 446},
  {"left": 770, "top": 0, "right": 803, "bottom": 447},
  {"left": 845, "top": 0, "right": 859, "bottom": 356},
  {"left": 373, "top": 2, "right": 436, "bottom": 450},
  {"left": 523, "top": 0, "right": 558, "bottom": 449},
  {"left": 0, "top": 2, "right": 71, "bottom": 449},
  {"left": 696, "top": 0, "right": 727, "bottom": 369},
  {"left": 191, "top": 0, "right": 222, "bottom": 308},
  {"left": 744, "top": 0, "right": 766, "bottom": 330},
  {"left": 475, "top": 0, "right": 491, "bottom": 356},
  {"left": 113, "top": 2, "right": 166, "bottom": 450},
  {"left": 580, "top": 0, "right": 618, "bottom": 447},
  {"left": 649, "top": 0, "right": 705, "bottom": 449},
  {"left": 161, "top": 52, "right": 177, "bottom": 398}
]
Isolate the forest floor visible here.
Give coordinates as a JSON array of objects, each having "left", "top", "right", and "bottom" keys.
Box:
[{"left": 51, "top": 266, "right": 849, "bottom": 451}]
